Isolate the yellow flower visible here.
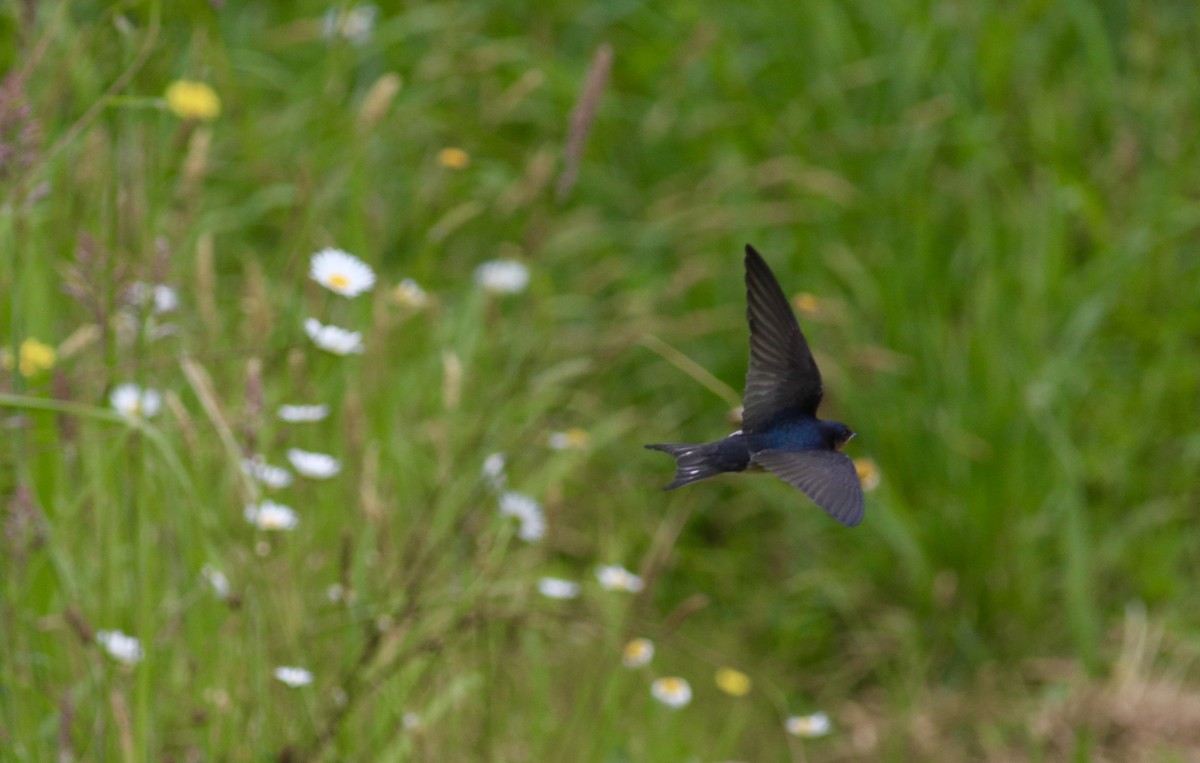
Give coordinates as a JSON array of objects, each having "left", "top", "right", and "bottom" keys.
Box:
[
  {"left": 165, "top": 80, "right": 221, "bottom": 121},
  {"left": 437, "top": 147, "right": 470, "bottom": 169},
  {"left": 714, "top": 667, "right": 752, "bottom": 697},
  {"left": 854, "top": 458, "right": 881, "bottom": 492},
  {"left": 793, "top": 292, "right": 821, "bottom": 317},
  {"left": 4, "top": 338, "right": 57, "bottom": 377}
]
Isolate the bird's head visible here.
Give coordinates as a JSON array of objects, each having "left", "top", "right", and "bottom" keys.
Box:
[{"left": 820, "top": 420, "right": 856, "bottom": 451}]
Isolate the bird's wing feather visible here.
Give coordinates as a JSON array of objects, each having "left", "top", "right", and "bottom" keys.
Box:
[
  {"left": 742, "top": 245, "right": 823, "bottom": 431},
  {"left": 753, "top": 449, "right": 864, "bottom": 527}
]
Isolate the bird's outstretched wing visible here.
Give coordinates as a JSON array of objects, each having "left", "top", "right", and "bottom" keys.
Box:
[
  {"left": 753, "top": 449, "right": 864, "bottom": 527},
  {"left": 742, "top": 245, "right": 823, "bottom": 431}
]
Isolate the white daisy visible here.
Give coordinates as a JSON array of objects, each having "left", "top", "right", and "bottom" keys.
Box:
[
  {"left": 785, "top": 712, "right": 832, "bottom": 738},
  {"left": 128, "top": 282, "right": 180, "bottom": 313},
  {"left": 474, "top": 259, "right": 530, "bottom": 295},
  {"left": 109, "top": 383, "right": 162, "bottom": 420},
  {"left": 304, "top": 317, "right": 364, "bottom": 355},
  {"left": 200, "top": 565, "right": 230, "bottom": 598},
  {"left": 621, "top": 637, "right": 654, "bottom": 668},
  {"left": 287, "top": 448, "right": 342, "bottom": 479},
  {"left": 481, "top": 453, "right": 507, "bottom": 490},
  {"left": 96, "top": 630, "right": 144, "bottom": 665},
  {"left": 273, "top": 666, "right": 314, "bottom": 687},
  {"left": 244, "top": 500, "right": 299, "bottom": 531},
  {"left": 322, "top": 4, "right": 377, "bottom": 44},
  {"left": 402, "top": 711, "right": 421, "bottom": 731},
  {"left": 392, "top": 278, "right": 430, "bottom": 309},
  {"left": 519, "top": 513, "right": 545, "bottom": 542},
  {"left": 650, "top": 677, "right": 691, "bottom": 708},
  {"left": 595, "top": 564, "right": 644, "bottom": 593},
  {"left": 278, "top": 404, "right": 331, "bottom": 423},
  {"left": 310, "top": 248, "right": 375, "bottom": 298},
  {"left": 537, "top": 577, "right": 580, "bottom": 600},
  {"left": 241, "top": 456, "right": 294, "bottom": 489},
  {"left": 547, "top": 428, "right": 590, "bottom": 451},
  {"left": 498, "top": 491, "right": 545, "bottom": 542}
]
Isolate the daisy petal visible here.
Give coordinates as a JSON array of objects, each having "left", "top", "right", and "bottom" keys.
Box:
[
  {"left": 286, "top": 448, "right": 342, "bottom": 479},
  {"left": 537, "top": 577, "right": 580, "bottom": 600},
  {"left": 96, "top": 630, "right": 144, "bottom": 665},
  {"left": 304, "top": 317, "right": 364, "bottom": 355},
  {"left": 474, "top": 259, "right": 529, "bottom": 295},
  {"left": 273, "top": 666, "right": 314, "bottom": 687}
]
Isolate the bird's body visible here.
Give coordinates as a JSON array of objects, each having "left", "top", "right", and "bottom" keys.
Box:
[{"left": 646, "top": 245, "right": 865, "bottom": 526}]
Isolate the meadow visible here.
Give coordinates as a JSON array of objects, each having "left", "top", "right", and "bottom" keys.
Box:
[{"left": 3, "top": 1, "right": 1200, "bottom": 760}]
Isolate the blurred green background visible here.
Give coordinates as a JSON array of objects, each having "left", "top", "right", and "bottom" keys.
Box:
[{"left": 3, "top": 0, "right": 1200, "bottom": 760}]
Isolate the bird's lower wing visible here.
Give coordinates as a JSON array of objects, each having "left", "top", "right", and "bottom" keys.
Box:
[{"left": 753, "top": 449, "right": 864, "bottom": 527}]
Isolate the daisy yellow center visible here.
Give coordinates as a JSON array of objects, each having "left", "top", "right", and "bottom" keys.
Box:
[
  {"left": 659, "top": 678, "right": 684, "bottom": 695},
  {"left": 328, "top": 273, "right": 351, "bottom": 289},
  {"left": 624, "top": 640, "right": 649, "bottom": 660}
]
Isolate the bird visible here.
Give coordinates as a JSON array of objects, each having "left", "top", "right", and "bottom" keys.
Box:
[{"left": 645, "top": 244, "right": 864, "bottom": 527}]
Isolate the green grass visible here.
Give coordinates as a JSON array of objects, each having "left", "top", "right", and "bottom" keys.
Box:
[{"left": 4, "top": 0, "right": 1200, "bottom": 759}]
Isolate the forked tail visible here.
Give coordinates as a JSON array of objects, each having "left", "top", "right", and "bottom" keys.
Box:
[{"left": 644, "top": 441, "right": 724, "bottom": 490}]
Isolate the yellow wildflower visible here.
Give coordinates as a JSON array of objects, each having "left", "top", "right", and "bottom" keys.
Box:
[
  {"left": 2, "top": 338, "right": 57, "bottom": 377},
  {"left": 714, "top": 667, "right": 752, "bottom": 696},
  {"left": 854, "top": 458, "right": 881, "bottom": 491},
  {"left": 437, "top": 147, "right": 470, "bottom": 169},
  {"left": 165, "top": 80, "right": 221, "bottom": 121},
  {"left": 793, "top": 292, "right": 821, "bottom": 317}
]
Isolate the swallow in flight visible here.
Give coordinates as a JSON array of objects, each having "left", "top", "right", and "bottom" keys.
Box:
[{"left": 646, "top": 245, "right": 864, "bottom": 526}]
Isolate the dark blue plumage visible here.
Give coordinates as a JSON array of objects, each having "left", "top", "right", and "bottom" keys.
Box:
[{"left": 646, "top": 245, "right": 865, "bottom": 527}]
